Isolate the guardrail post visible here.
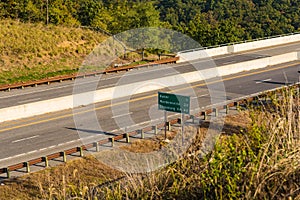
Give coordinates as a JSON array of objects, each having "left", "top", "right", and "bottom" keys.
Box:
[
  {"left": 253, "top": 96, "right": 259, "bottom": 105},
  {"left": 110, "top": 138, "right": 114, "bottom": 147},
  {"left": 152, "top": 125, "right": 157, "bottom": 135},
  {"left": 234, "top": 102, "right": 240, "bottom": 111},
  {"left": 140, "top": 129, "right": 144, "bottom": 139},
  {"left": 191, "top": 115, "right": 195, "bottom": 123},
  {"left": 24, "top": 162, "right": 30, "bottom": 173},
  {"left": 213, "top": 108, "right": 218, "bottom": 117},
  {"left": 94, "top": 142, "right": 100, "bottom": 152},
  {"left": 224, "top": 105, "right": 229, "bottom": 114},
  {"left": 166, "top": 122, "right": 171, "bottom": 131},
  {"left": 5, "top": 168, "right": 10, "bottom": 178},
  {"left": 61, "top": 152, "right": 67, "bottom": 162},
  {"left": 77, "top": 147, "right": 83, "bottom": 157},
  {"left": 42, "top": 157, "right": 49, "bottom": 167},
  {"left": 126, "top": 133, "right": 130, "bottom": 143},
  {"left": 264, "top": 95, "right": 267, "bottom": 102},
  {"left": 202, "top": 111, "right": 207, "bottom": 120}
]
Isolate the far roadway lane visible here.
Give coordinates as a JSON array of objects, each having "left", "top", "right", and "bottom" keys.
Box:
[{"left": 0, "top": 41, "right": 299, "bottom": 108}]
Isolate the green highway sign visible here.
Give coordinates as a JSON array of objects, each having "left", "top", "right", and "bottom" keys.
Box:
[{"left": 158, "top": 92, "right": 190, "bottom": 114}]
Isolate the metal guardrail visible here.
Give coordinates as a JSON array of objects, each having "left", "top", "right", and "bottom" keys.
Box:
[
  {"left": 0, "top": 57, "right": 179, "bottom": 92},
  {"left": 0, "top": 83, "right": 298, "bottom": 178},
  {"left": 178, "top": 31, "right": 300, "bottom": 53}
]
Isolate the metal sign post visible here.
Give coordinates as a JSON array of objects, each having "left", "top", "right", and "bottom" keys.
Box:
[
  {"left": 164, "top": 110, "right": 167, "bottom": 139},
  {"left": 181, "top": 113, "right": 184, "bottom": 145}
]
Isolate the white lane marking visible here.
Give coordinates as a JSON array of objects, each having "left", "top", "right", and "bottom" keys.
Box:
[
  {"left": 112, "top": 112, "right": 133, "bottom": 118},
  {"left": 199, "top": 93, "right": 209, "bottom": 97},
  {"left": 255, "top": 55, "right": 266, "bottom": 58},
  {"left": 222, "top": 61, "right": 236, "bottom": 65},
  {"left": 97, "top": 83, "right": 116, "bottom": 89},
  {"left": 18, "top": 98, "right": 41, "bottom": 104},
  {"left": 165, "top": 72, "right": 178, "bottom": 76},
  {"left": 27, "top": 150, "right": 37, "bottom": 154},
  {"left": 256, "top": 78, "right": 272, "bottom": 84},
  {"left": 191, "top": 94, "right": 209, "bottom": 99},
  {"left": 12, "top": 135, "right": 40, "bottom": 143}
]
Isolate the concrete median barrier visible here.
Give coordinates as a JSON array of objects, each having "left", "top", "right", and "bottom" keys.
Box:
[{"left": 269, "top": 52, "right": 298, "bottom": 66}]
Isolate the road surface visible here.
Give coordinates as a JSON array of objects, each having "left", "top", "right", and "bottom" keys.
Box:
[{"left": 0, "top": 59, "right": 299, "bottom": 169}]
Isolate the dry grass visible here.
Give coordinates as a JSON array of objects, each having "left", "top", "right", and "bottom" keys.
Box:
[
  {"left": 0, "top": 87, "right": 299, "bottom": 199},
  {"left": 0, "top": 156, "right": 123, "bottom": 200},
  {"left": 0, "top": 19, "right": 105, "bottom": 84},
  {"left": 101, "top": 87, "right": 300, "bottom": 199},
  {"left": 0, "top": 19, "right": 167, "bottom": 84},
  {"left": 120, "top": 130, "right": 178, "bottom": 153},
  {"left": 0, "top": 112, "right": 250, "bottom": 199}
]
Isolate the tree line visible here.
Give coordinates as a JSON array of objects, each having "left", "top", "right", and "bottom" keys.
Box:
[{"left": 0, "top": 0, "right": 299, "bottom": 46}]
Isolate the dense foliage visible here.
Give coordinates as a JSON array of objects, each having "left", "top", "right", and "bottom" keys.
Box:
[{"left": 0, "top": 0, "right": 299, "bottom": 46}]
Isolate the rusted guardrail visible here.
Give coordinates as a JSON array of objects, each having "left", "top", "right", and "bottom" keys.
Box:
[
  {"left": 0, "top": 57, "right": 179, "bottom": 92},
  {"left": 0, "top": 84, "right": 298, "bottom": 178}
]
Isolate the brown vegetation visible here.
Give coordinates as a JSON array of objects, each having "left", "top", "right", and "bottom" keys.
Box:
[
  {"left": 0, "top": 87, "right": 299, "bottom": 199},
  {"left": 0, "top": 19, "right": 105, "bottom": 84}
]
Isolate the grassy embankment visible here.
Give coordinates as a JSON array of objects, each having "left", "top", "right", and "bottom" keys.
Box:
[
  {"left": 0, "top": 20, "right": 169, "bottom": 85},
  {"left": 0, "top": 19, "right": 106, "bottom": 85},
  {"left": 0, "top": 87, "right": 299, "bottom": 199}
]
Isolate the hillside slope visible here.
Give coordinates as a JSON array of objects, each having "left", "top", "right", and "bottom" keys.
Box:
[{"left": 0, "top": 20, "right": 105, "bottom": 84}]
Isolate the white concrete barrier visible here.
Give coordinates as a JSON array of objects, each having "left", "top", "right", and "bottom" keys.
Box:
[
  {"left": 177, "top": 33, "right": 300, "bottom": 62},
  {"left": 217, "top": 58, "right": 270, "bottom": 77},
  {"left": 0, "top": 96, "right": 73, "bottom": 122},
  {"left": 233, "top": 34, "right": 300, "bottom": 53},
  {"left": 269, "top": 52, "right": 298, "bottom": 66},
  {"left": 0, "top": 52, "right": 299, "bottom": 123},
  {"left": 178, "top": 46, "right": 229, "bottom": 62}
]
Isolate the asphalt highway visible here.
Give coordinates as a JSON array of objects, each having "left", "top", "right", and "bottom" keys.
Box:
[
  {"left": 0, "top": 41, "right": 299, "bottom": 108},
  {"left": 0, "top": 60, "right": 299, "bottom": 168}
]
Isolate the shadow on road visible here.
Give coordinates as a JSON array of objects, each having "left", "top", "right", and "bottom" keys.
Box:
[
  {"left": 65, "top": 127, "right": 118, "bottom": 136},
  {"left": 254, "top": 80, "right": 292, "bottom": 85}
]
